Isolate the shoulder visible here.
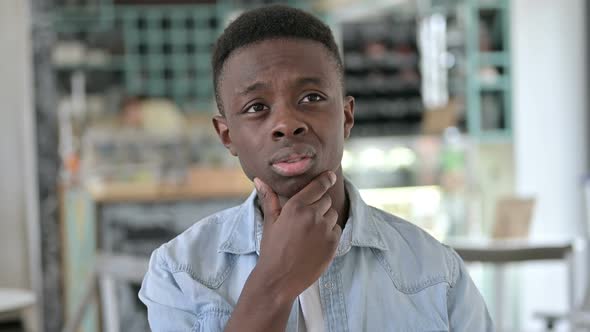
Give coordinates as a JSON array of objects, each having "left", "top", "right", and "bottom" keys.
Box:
[
  {"left": 153, "top": 203, "right": 246, "bottom": 288},
  {"left": 368, "top": 206, "right": 461, "bottom": 293}
]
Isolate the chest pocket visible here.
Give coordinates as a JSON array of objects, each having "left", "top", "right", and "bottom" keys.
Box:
[
  {"left": 354, "top": 262, "right": 451, "bottom": 331},
  {"left": 193, "top": 309, "right": 231, "bottom": 332},
  {"left": 379, "top": 284, "right": 451, "bottom": 331}
]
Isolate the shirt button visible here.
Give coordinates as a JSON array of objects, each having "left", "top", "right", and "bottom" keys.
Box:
[{"left": 324, "top": 282, "right": 333, "bottom": 289}]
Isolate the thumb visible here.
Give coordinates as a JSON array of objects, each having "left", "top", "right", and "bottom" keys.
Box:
[{"left": 254, "top": 177, "right": 281, "bottom": 224}]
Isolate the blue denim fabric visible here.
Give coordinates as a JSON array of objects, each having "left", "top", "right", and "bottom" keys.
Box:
[{"left": 139, "top": 180, "right": 493, "bottom": 331}]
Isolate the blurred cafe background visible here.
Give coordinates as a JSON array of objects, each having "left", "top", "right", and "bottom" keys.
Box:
[{"left": 0, "top": 0, "right": 588, "bottom": 331}]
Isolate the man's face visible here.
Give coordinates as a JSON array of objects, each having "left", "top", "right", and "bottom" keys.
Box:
[{"left": 213, "top": 38, "right": 354, "bottom": 198}]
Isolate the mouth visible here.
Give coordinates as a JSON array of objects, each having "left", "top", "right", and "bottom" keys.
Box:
[{"left": 270, "top": 151, "right": 315, "bottom": 177}]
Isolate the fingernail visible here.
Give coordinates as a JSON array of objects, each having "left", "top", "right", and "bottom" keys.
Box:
[
  {"left": 253, "top": 178, "right": 261, "bottom": 191},
  {"left": 329, "top": 172, "right": 337, "bottom": 185}
]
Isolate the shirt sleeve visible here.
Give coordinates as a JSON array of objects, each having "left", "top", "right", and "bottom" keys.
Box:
[
  {"left": 447, "top": 248, "right": 495, "bottom": 332},
  {"left": 139, "top": 248, "right": 232, "bottom": 332}
]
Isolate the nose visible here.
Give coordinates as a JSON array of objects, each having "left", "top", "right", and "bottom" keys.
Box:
[{"left": 271, "top": 107, "right": 308, "bottom": 140}]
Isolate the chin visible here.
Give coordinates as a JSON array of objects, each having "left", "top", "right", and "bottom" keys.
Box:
[{"left": 271, "top": 173, "right": 315, "bottom": 198}]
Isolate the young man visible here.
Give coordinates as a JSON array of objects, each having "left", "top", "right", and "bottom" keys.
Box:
[{"left": 139, "top": 5, "right": 493, "bottom": 331}]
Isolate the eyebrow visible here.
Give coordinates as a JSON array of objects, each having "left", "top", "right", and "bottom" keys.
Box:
[
  {"left": 238, "top": 82, "right": 268, "bottom": 96},
  {"left": 293, "top": 77, "right": 325, "bottom": 89},
  {"left": 237, "top": 76, "right": 327, "bottom": 96}
]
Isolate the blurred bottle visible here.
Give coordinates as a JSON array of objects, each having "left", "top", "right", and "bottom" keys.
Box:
[{"left": 440, "top": 127, "right": 467, "bottom": 237}]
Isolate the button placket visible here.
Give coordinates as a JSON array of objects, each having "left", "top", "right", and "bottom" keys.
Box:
[{"left": 319, "top": 256, "right": 349, "bottom": 332}]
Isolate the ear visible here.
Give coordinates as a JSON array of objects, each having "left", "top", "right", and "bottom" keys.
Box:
[
  {"left": 343, "top": 96, "right": 355, "bottom": 139},
  {"left": 212, "top": 115, "right": 238, "bottom": 156}
]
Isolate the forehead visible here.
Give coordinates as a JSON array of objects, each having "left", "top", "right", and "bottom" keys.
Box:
[{"left": 219, "top": 38, "right": 340, "bottom": 93}]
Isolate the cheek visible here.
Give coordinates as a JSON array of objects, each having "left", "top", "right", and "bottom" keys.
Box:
[
  {"left": 232, "top": 137, "right": 266, "bottom": 180},
  {"left": 235, "top": 149, "right": 262, "bottom": 181},
  {"left": 330, "top": 141, "right": 345, "bottom": 167},
  {"left": 236, "top": 159, "right": 255, "bottom": 180},
  {"left": 322, "top": 130, "right": 345, "bottom": 168}
]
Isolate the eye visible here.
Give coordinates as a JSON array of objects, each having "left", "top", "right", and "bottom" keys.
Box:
[
  {"left": 300, "top": 93, "right": 325, "bottom": 103},
  {"left": 245, "top": 103, "right": 269, "bottom": 113}
]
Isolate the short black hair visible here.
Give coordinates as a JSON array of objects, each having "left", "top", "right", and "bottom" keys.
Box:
[{"left": 211, "top": 4, "right": 344, "bottom": 113}]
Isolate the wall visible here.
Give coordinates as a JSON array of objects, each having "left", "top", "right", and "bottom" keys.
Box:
[
  {"left": 511, "top": 0, "right": 588, "bottom": 330},
  {"left": 0, "top": 0, "right": 34, "bottom": 290}
]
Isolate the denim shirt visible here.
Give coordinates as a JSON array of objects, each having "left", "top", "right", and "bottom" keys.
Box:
[{"left": 139, "top": 181, "right": 493, "bottom": 331}]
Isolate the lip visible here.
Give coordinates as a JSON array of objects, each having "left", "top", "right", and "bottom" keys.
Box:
[
  {"left": 269, "top": 147, "right": 316, "bottom": 177},
  {"left": 271, "top": 156, "right": 314, "bottom": 177}
]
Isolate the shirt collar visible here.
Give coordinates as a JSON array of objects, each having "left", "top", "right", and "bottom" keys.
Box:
[
  {"left": 218, "top": 178, "right": 388, "bottom": 255},
  {"left": 217, "top": 190, "right": 259, "bottom": 255}
]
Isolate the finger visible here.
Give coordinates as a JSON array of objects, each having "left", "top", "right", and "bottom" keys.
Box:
[
  {"left": 292, "top": 171, "right": 336, "bottom": 205},
  {"left": 331, "top": 224, "right": 342, "bottom": 243},
  {"left": 323, "top": 208, "right": 338, "bottom": 230},
  {"left": 310, "top": 193, "right": 332, "bottom": 217},
  {"left": 331, "top": 222, "right": 342, "bottom": 239},
  {"left": 254, "top": 178, "right": 281, "bottom": 224}
]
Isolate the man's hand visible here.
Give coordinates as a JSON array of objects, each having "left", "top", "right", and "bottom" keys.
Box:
[
  {"left": 254, "top": 171, "right": 342, "bottom": 300},
  {"left": 224, "top": 171, "right": 342, "bottom": 332}
]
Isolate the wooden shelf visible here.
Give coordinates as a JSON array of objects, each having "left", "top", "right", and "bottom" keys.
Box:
[{"left": 87, "top": 168, "right": 253, "bottom": 203}]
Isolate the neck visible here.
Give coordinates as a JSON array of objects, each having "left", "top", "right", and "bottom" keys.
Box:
[{"left": 278, "top": 167, "right": 349, "bottom": 229}]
